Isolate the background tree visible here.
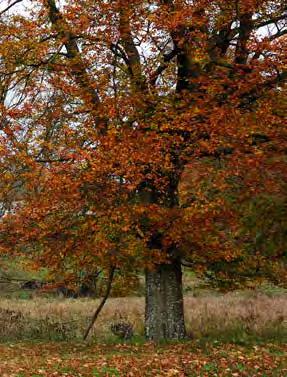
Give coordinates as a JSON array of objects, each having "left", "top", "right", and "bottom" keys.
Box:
[{"left": 0, "top": 0, "right": 286, "bottom": 341}]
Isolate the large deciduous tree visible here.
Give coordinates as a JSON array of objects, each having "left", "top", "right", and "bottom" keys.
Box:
[{"left": 0, "top": 0, "right": 286, "bottom": 340}]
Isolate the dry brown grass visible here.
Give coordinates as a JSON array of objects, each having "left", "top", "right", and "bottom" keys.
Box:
[
  {"left": 184, "top": 293, "right": 287, "bottom": 339},
  {"left": 0, "top": 291, "right": 286, "bottom": 342}
]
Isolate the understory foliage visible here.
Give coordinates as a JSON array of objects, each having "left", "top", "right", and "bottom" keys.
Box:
[{"left": 0, "top": 0, "right": 286, "bottom": 287}]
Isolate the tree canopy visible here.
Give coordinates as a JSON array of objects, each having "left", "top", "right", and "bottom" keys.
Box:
[{"left": 0, "top": 0, "right": 286, "bottom": 299}]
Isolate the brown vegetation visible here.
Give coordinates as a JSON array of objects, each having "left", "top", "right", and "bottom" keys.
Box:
[{"left": 0, "top": 292, "right": 285, "bottom": 342}]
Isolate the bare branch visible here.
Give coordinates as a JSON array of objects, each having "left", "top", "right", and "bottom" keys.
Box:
[
  {"left": 269, "top": 28, "right": 287, "bottom": 41},
  {"left": 255, "top": 13, "right": 287, "bottom": 29},
  {"left": 0, "top": 0, "right": 23, "bottom": 16},
  {"left": 83, "top": 266, "right": 115, "bottom": 340}
]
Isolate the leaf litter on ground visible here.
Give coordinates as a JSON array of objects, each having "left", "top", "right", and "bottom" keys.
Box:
[{"left": 0, "top": 341, "right": 286, "bottom": 376}]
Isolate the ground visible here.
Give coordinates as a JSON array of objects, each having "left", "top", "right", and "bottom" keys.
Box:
[
  {"left": 0, "top": 341, "right": 286, "bottom": 377},
  {"left": 0, "top": 264, "right": 286, "bottom": 376}
]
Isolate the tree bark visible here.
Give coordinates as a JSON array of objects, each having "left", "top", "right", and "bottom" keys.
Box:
[{"left": 145, "top": 258, "right": 186, "bottom": 341}]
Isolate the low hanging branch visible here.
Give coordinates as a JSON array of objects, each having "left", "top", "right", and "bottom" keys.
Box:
[{"left": 83, "top": 266, "right": 115, "bottom": 340}]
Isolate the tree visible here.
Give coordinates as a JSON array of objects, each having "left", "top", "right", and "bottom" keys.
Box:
[{"left": 0, "top": 0, "right": 286, "bottom": 341}]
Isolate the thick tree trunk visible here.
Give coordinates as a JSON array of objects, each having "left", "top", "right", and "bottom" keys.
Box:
[{"left": 145, "top": 258, "right": 186, "bottom": 341}]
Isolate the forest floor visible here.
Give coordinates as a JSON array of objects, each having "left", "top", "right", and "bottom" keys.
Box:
[{"left": 0, "top": 340, "right": 286, "bottom": 377}]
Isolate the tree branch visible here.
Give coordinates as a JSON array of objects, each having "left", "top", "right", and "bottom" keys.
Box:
[
  {"left": 238, "top": 69, "right": 286, "bottom": 107},
  {"left": 150, "top": 48, "right": 178, "bottom": 86},
  {"left": 119, "top": 2, "right": 146, "bottom": 92},
  {"left": 235, "top": 12, "right": 253, "bottom": 65},
  {"left": 45, "top": 0, "right": 107, "bottom": 134},
  {"left": 35, "top": 157, "right": 73, "bottom": 164},
  {"left": 83, "top": 266, "right": 115, "bottom": 340},
  {"left": 255, "top": 13, "right": 287, "bottom": 29},
  {"left": 0, "top": 0, "right": 23, "bottom": 16},
  {"left": 269, "top": 28, "right": 287, "bottom": 41}
]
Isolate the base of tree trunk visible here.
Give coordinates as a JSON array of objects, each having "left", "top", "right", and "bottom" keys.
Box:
[{"left": 145, "top": 259, "right": 186, "bottom": 341}]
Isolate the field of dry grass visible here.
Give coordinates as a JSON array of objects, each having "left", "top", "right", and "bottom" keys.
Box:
[
  {"left": 0, "top": 291, "right": 286, "bottom": 376},
  {"left": 0, "top": 291, "right": 286, "bottom": 343}
]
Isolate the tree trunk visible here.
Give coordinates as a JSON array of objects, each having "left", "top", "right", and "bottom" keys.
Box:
[{"left": 145, "top": 258, "right": 186, "bottom": 341}]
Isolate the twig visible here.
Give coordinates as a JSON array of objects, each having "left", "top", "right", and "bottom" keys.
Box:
[{"left": 0, "top": 0, "right": 23, "bottom": 16}]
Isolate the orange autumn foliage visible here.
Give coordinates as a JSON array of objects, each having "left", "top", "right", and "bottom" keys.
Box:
[{"left": 0, "top": 0, "right": 286, "bottom": 287}]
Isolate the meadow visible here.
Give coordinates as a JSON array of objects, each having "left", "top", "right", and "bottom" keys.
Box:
[
  {"left": 0, "top": 261, "right": 286, "bottom": 376},
  {"left": 0, "top": 291, "right": 286, "bottom": 343},
  {"left": 0, "top": 290, "right": 286, "bottom": 376}
]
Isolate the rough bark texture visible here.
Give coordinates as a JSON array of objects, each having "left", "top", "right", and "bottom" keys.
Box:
[{"left": 145, "top": 259, "right": 186, "bottom": 341}]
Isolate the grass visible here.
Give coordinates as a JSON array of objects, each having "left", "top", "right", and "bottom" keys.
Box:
[
  {"left": 0, "top": 288, "right": 286, "bottom": 376},
  {"left": 0, "top": 341, "right": 286, "bottom": 376},
  {"left": 0, "top": 291, "right": 286, "bottom": 343}
]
